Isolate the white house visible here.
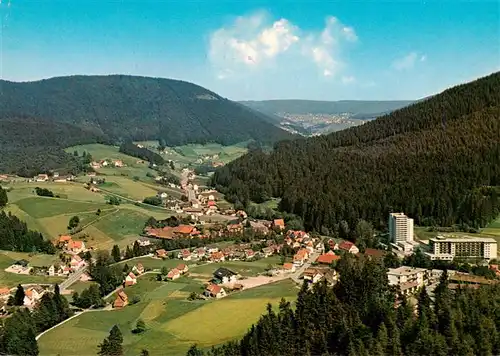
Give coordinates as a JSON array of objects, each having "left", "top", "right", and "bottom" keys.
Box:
[
  {"left": 23, "top": 287, "right": 45, "bottom": 308},
  {"left": 213, "top": 268, "right": 237, "bottom": 284}
]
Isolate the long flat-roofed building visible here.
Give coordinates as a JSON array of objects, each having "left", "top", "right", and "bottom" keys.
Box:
[{"left": 427, "top": 235, "right": 497, "bottom": 261}]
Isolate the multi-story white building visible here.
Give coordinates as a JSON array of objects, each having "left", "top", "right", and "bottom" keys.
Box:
[
  {"left": 427, "top": 235, "right": 498, "bottom": 261},
  {"left": 389, "top": 212, "right": 414, "bottom": 243}
]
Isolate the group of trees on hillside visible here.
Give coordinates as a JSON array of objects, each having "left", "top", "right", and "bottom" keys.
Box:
[
  {"left": 118, "top": 141, "right": 165, "bottom": 165},
  {"left": 0, "top": 115, "right": 107, "bottom": 177},
  {"left": 213, "top": 73, "right": 500, "bottom": 233},
  {"left": 189, "top": 254, "right": 500, "bottom": 356},
  {"left": 0, "top": 284, "right": 72, "bottom": 356},
  {"left": 0, "top": 211, "right": 56, "bottom": 254}
]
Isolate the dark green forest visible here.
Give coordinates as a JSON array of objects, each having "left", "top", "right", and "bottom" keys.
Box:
[
  {"left": 0, "top": 285, "right": 72, "bottom": 356},
  {"left": 118, "top": 141, "right": 165, "bottom": 165},
  {"left": 0, "top": 210, "right": 56, "bottom": 254},
  {"left": 190, "top": 255, "right": 500, "bottom": 356},
  {"left": 212, "top": 72, "right": 500, "bottom": 233},
  {"left": 0, "top": 75, "right": 292, "bottom": 146},
  {"left": 0, "top": 115, "right": 106, "bottom": 176}
]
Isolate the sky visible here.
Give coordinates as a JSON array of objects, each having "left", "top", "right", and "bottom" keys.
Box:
[{"left": 0, "top": 0, "right": 499, "bottom": 101}]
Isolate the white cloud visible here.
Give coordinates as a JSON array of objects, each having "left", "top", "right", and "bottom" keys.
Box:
[
  {"left": 208, "top": 12, "right": 356, "bottom": 79},
  {"left": 392, "top": 51, "right": 427, "bottom": 71}
]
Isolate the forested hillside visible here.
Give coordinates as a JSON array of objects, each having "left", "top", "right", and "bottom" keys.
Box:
[
  {"left": 0, "top": 115, "right": 106, "bottom": 176},
  {"left": 191, "top": 255, "right": 500, "bottom": 356},
  {"left": 213, "top": 72, "right": 500, "bottom": 233},
  {"left": 0, "top": 75, "right": 292, "bottom": 146}
]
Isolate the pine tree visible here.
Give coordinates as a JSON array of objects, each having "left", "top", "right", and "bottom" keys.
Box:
[
  {"left": 98, "top": 325, "right": 123, "bottom": 356},
  {"left": 14, "top": 284, "right": 25, "bottom": 306},
  {"left": 0, "top": 186, "right": 8, "bottom": 208},
  {"left": 111, "top": 245, "right": 121, "bottom": 263},
  {"left": 140, "top": 350, "right": 149, "bottom": 356},
  {"left": 187, "top": 344, "right": 204, "bottom": 356}
]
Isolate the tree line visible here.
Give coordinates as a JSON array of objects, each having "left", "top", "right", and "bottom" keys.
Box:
[
  {"left": 0, "top": 284, "right": 72, "bottom": 356},
  {"left": 119, "top": 141, "right": 165, "bottom": 165},
  {"left": 212, "top": 72, "right": 500, "bottom": 234},
  {"left": 189, "top": 254, "right": 500, "bottom": 356}
]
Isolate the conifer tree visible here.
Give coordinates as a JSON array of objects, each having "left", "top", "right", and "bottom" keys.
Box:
[{"left": 14, "top": 284, "right": 25, "bottom": 306}]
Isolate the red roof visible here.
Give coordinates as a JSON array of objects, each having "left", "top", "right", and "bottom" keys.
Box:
[
  {"left": 206, "top": 283, "right": 222, "bottom": 295},
  {"left": 181, "top": 249, "right": 191, "bottom": 257},
  {"left": 316, "top": 253, "right": 340, "bottom": 264},
  {"left": 128, "top": 272, "right": 137, "bottom": 279},
  {"left": 363, "top": 248, "right": 386, "bottom": 258},
  {"left": 283, "top": 263, "right": 294, "bottom": 270},
  {"left": 167, "top": 268, "right": 180, "bottom": 278},
  {"left": 339, "top": 241, "right": 355, "bottom": 251},
  {"left": 207, "top": 201, "right": 216, "bottom": 207},
  {"left": 176, "top": 264, "right": 187, "bottom": 271},
  {"left": 273, "top": 219, "right": 285, "bottom": 227},
  {"left": 175, "top": 225, "right": 195, "bottom": 234}
]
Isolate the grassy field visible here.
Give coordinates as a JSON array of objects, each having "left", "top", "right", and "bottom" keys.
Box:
[
  {"left": 15, "top": 197, "right": 108, "bottom": 219},
  {"left": 93, "top": 209, "right": 150, "bottom": 242},
  {"left": 98, "top": 176, "right": 159, "bottom": 200},
  {"left": 38, "top": 275, "right": 296, "bottom": 356},
  {"left": 189, "top": 256, "right": 282, "bottom": 277},
  {"left": 482, "top": 214, "right": 500, "bottom": 237},
  {"left": 0, "top": 253, "right": 63, "bottom": 288}
]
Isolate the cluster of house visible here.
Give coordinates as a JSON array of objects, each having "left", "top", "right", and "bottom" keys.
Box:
[
  {"left": 123, "top": 263, "right": 145, "bottom": 286},
  {"left": 47, "top": 235, "right": 88, "bottom": 275},
  {"left": 90, "top": 159, "right": 125, "bottom": 169},
  {"left": 165, "top": 263, "right": 189, "bottom": 280},
  {"left": 31, "top": 173, "right": 75, "bottom": 183},
  {"left": 203, "top": 267, "right": 240, "bottom": 299},
  {"left": 162, "top": 241, "right": 282, "bottom": 264},
  {"left": 145, "top": 225, "right": 201, "bottom": 240},
  {"left": 0, "top": 285, "right": 48, "bottom": 309}
]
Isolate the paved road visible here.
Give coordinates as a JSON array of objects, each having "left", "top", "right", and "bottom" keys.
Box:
[
  {"left": 290, "top": 252, "right": 320, "bottom": 284},
  {"left": 59, "top": 266, "right": 89, "bottom": 292}
]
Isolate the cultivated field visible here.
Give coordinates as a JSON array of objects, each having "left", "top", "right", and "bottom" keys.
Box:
[
  {"left": 37, "top": 275, "right": 297, "bottom": 356},
  {"left": 482, "top": 215, "right": 500, "bottom": 237}
]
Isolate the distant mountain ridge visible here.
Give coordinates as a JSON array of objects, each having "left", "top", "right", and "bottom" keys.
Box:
[
  {"left": 0, "top": 75, "right": 292, "bottom": 176},
  {"left": 239, "top": 99, "right": 414, "bottom": 135},
  {"left": 239, "top": 99, "right": 414, "bottom": 116},
  {"left": 0, "top": 75, "right": 292, "bottom": 146}
]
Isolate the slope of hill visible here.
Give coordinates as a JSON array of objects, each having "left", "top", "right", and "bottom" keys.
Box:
[
  {"left": 0, "top": 115, "right": 107, "bottom": 176},
  {"left": 0, "top": 75, "right": 292, "bottom": 146},
  {"left": 214, "top": 72, "right": 500, "bottom": 233},
  {"left": 240, "top": 99, "right": 414, "bottom": 135}
]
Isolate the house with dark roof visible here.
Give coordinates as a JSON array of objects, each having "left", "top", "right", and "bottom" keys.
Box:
[{"left": 213, "top": 267, "right": 238, "bottom": 284}]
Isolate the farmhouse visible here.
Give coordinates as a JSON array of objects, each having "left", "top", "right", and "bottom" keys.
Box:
[
  {"left": 210, "top": 251, "right": 225, "bottom": 263},
  {"left": 338, "top": 241, "right": 359, "bottom": 254},
  {"left": 178, "top": 249, "right": 192, "bottom": 261},
  {"left": 155, "top": 249, "right": 167, "bottom": 258},
  {"left": 36, "top": 174, "right": 49, "bottom": 182},
  {"left": 245, "top": 249, "right": 256, "bottom": 260},
  {"left": 273, "top": 219, "right": 285, "bottom": 230},
  {"left": 282, "top": 263, "right": 296, "bottom": 273},
  {"left": 48, "top": 265, "right": 56, "bottom": 276},
  {"left": 24, "top": 286, "right": 45, "bottom": 308},
  {"left": 173, "top": 225, "right": 198, "bottom": 237},
  {"left": 132, "top": 263, "right": 145, "bottom": 275},
  {"left": 293, "top": 249, "right": 309, "bottom": 267},
  {"left": 262, "top": 247, "right": 274, "bottom": 258},
  {"left": 176, "top": 264, "right": 189, "bottom": 274},
  {"left": 67, "top": 240, "right": 86, "bottom": 254},
  {"left": 316, "top": 251, "right": 340, "bottom": 265},
  {"left": 213, "top": 267, "right": 238, "bottom": 284},
  {"left": 167, "top": 268, "right": 181, "bottom": 280},
  {"left": 125, "top": 272, "right": 137, "bottom": 286},
  {"left": 204, "top": 283, "right": 226, "bottom": 298},
  {"left": 113, "top": 290, "right": 129, "bottom": 308},
  {"left": 303, "top": 268, "right": 324, "bottom": 284}
]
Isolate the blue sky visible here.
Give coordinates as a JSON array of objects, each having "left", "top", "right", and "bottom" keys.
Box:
[{"left": 1, "top": 0, "right": 499, "bottom": 100}]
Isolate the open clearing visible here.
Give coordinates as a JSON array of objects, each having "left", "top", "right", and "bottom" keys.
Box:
[
  {"left": 38, "top": 276, "right": 296, "bottom": 356},
  {"left": 482, "top": 214, "right": 500, "bottom": 237},
  {"left": 16, "top": 197, "right": 108, "bottom": 219},
  {"left": 93, "top": 209, "right": 150, "bottom": 242}
]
